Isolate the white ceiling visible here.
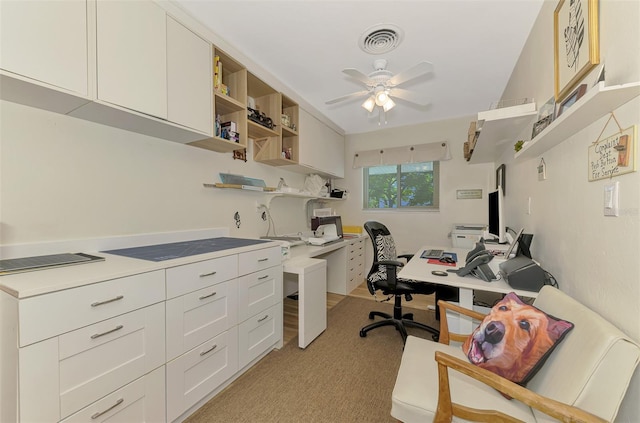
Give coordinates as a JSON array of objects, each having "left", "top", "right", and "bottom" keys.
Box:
[{"left": 172, "top": 1, "right": 544, "bottom": 135}]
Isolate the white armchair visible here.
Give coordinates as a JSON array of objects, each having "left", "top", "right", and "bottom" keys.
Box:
[{"left": 391, "top": 286, "right": 640, "bottom": 422}]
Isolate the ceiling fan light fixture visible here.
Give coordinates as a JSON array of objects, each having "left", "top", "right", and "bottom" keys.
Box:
[
  {"left": 374, "top": 86, "right": 388, "bottom": 106},
  {"left": 362, "top": 96, "right": 376, "bottom": 113},
  {"left": 383, "top": 97, "right": 396, "bottom": 112}
]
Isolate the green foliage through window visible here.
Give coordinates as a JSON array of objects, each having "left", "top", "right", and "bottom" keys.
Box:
[{"left": 363, "top": 162, "right": 439, "bottom": 210}]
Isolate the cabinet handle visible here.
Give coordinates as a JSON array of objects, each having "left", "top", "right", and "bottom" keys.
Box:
[
  {"left": 200, "top": 344, "right": 218, "bottom": 356},
  {"left": 198, "top": 291, "right": 217, "bottom": 300},
  {"left": 258, "top": 275, "right": 269, "bottom": 280},
  {"left": 257, "top": 258, "right": 269, "bottom": 262},
  {"left": 91, "top": 325, "right": 124, "bottom": 339},
  {"left": 199, "top": 270, "right": 217, "bottom": 277},
  {"left": 91, "top": 398, "right": 124, "bottom": 419},
  {"left": 258, "top": 314, "right": 269, "bottom": 322},
  {"left": 90, "top": 295, "right": 124, "bottom": 307}
]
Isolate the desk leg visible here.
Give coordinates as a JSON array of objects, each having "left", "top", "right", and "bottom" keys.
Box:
[
  {"left": 444, "top": 288, "right": 475, "bottom": 335},
  {"left": 458, "top": 288, "right": 474, "bottom": 334},
  {"left": 285, "top": 259, "right": 327, "bottom": 349}
]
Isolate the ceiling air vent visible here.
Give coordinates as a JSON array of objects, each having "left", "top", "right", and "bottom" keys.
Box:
[{"left": 359, "top": 24, "right": 404, "bottom": 55}]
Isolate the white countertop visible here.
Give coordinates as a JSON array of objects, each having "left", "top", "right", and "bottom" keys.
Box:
[{"left": 0, "top": 240, "right": 280, "bottom": 299}]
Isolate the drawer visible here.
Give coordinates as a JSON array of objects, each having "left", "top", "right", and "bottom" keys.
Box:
[
  {"left": 238, "top": 246, "right": 281, "bottom": 276},
  {"left": 166, "top": 327, "right": 239, "bottom": 422},
  {"left": 238, "top": 266, "right": 282, "bottom": 322},
  {"left": 19, "top": 270, "right": 164, "bottom": 347},
  {"left": 166, "top": 254, "right": 238, "bottom": 299},
  {"left": 60, "top": 366, "right": 165, "bottom": 423},
  {"left": 18, "top": 303, "right": 165, "bottom": 422},
  {"left": 166, "top": 279, "right": 238, "bottom": 361},
  {"left": 238, "top": 302, "right": 282, "bottom": 369}
]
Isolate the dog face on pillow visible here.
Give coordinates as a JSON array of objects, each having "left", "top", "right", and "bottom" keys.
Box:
[{"left": 462, "top": 292, "right": 573, "bottom": 384}]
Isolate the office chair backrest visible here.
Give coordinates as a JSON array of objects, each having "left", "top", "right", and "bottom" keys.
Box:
[{"left": 364, "top": 221, "right": 398, "bottom": 287}]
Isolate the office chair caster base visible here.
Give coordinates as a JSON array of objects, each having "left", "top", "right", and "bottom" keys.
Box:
[{"left": 368, "top": 311, "right": 391, "bottom": 320}]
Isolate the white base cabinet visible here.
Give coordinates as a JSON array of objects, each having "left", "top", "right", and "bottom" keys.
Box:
[
  {"left": 346, "top": 238, "right": 366, "bottom": 294},
  {"left": 1, "top": 243, "right": 283, "bottom": 423}
]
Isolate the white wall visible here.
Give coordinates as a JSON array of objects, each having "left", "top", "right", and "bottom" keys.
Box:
[
  {"left": 335, "top": 115, "right": 493, "bottom": 256},
  {"left": 499, "top": 1, "right": 640, "bottom": 420},
  {"left": 0, "top": 100, "right": 312, "bottom": 249}
]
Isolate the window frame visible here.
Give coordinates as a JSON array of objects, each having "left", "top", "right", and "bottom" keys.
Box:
[{"left": 363, "top": 161, "right": 440, "bottom": 211}]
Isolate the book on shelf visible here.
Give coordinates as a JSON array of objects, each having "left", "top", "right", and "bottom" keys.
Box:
[{"left": 213, "top": 55, "right": 220, "bottom": 90}]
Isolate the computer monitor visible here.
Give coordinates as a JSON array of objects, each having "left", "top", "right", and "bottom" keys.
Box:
[{"left": 488, "top": 186, "right": 506, "bottom": 244}]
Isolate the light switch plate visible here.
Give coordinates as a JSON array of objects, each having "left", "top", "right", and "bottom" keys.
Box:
[{"left": 604, "top": 181, "right": 619, "bottom": 216}]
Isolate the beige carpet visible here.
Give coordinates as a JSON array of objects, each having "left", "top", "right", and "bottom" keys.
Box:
[{"left": 185, "top": 296, "right": 439, "bottom": 423}]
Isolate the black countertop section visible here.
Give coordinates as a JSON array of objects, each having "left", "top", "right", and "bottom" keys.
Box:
[{"left": 103, "top": 237, "right": 271, "bottom": 262}]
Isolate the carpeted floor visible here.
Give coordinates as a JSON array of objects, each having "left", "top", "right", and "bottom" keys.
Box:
[{"left": 185, "top": 296, "right": 439, "bottom": 423}]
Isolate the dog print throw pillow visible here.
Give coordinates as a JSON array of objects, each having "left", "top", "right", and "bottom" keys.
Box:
[{"left": 462, "top": 292, "right": 573, "bottom": 387}]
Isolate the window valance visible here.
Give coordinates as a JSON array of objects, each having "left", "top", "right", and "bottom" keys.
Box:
[{"left": 353, "top": 141, "right": 451, "bottom": 168}]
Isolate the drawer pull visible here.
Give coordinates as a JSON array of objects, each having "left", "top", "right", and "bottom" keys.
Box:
[
  {"left": 257, "top": 257, "right": 269, "bottom": 262},
  {"left": 90, "top": 295, "right": 124, "bottom": 307},
  {"left": 199, "top": 291, "right": 217, "bottom": 300},
  {"left": 199, "top": 270, "right": 217, "bottom": 278},
  {"left": 258, "top": 314, "right": 269, "bottom": 322},
  {"left": 91, "top": 398, "right": 124, "bottom": 419},
  {"left": 258, "top": 275, "right": 270, "bottom": 280},
  {"left": 91, "top": 325, "right": 124, "bottom": 339},
  {"left": 200, "top": 344, "right": 218, "bottom": 356}
]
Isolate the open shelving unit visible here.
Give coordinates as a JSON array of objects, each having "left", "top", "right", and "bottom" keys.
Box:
[
  {"left": 189, "top": 48, "right": 247, "bottom": 153},
  {"left": 515, "top": 81, "right": 640, "bottom": 160}
]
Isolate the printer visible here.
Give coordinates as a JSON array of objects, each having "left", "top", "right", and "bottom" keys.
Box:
[{"left": 498, "top": 256, "right": 549, "bottom": 292}]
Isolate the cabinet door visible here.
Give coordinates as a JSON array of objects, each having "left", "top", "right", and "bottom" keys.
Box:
[
  {"left": 167, "top": 16, "right": 212, "bottom": 134},
  {"left": 298, "top": 109, "right": 345, "bottom": 178},
  {"left": 0, "top": 0, "right": 88, "bottom": 95},
  {"left": 96, "top": 0, "right": 167, "bottom": 119}
]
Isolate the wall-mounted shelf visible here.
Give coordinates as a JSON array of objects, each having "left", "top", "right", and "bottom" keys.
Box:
[
  {"left": 516, "top": 81, "right": 640, "bottom": 160},
  {"left": 468, "top": 102, "right": 537, "bottom": 164},
  {"left": 204, "top": 183, "right": 342, "bottom": 207}
]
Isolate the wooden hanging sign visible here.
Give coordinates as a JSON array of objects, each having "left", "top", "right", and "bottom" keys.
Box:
[{"left": 588, "top": 125, "right": 636, "bottom": 181}]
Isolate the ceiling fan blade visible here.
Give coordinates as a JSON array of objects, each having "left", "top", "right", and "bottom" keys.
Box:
[
  {"left": 388, "top": 61, "right": 434, "bottom": 86},
  {"left": 390, "top": 88, "right": 430, "bottom": 106},
  {"left": 325, "top": 90, "right": 370, "bottom": 105},
  {"left": 342, "top": 68, "right": 374, "bottom": 86}
]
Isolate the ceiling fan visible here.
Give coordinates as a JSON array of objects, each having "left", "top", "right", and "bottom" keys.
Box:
[{"left": 325, "top": 58, "right": 434, "bottom": 124}]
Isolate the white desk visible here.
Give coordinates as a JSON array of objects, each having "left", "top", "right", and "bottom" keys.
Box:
[
  {"left": 283, "top": 235, "right": 367, "bottom": 348},
  {"left": 398, "top": 247, "right": 539, "bottom": 333}
]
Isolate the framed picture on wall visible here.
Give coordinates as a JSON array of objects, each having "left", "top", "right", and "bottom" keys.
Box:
[
  {"left": 554, "top": 0, "right": 600, "bottom": 101},
  {"left": 496, "top": 164, "right": 506, "bottom": 195}
]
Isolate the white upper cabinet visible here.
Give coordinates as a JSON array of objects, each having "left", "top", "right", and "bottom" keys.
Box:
[
  {"left": 0, "top": 0, "right": 88, "bottom": 95},
  {"left": 0, "top": 0, "right": 90, "bottom": 113},
  {"left": 167, "top": 16, "right": 212, "bottom": 134},
  {"left": 96, "top": 0, "right": 167, "bottom": 119},
  {"left": 296, "top": 109, "right": 345, "bottom": 178}
]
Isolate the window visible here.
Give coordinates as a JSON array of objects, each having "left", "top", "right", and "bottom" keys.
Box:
[{"left": 363, "top": 161, "right": 439, "bottom": 210}]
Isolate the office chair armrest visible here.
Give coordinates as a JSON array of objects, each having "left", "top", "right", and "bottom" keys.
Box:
[
  {"left": 397, "top": 253, "right": 414, "bottom": 262},
  {"left": 433, "top": 351, "right": 607, "bottom": 423},
  {"left": 373, "top": 259, "right": 404, "bottom": 268},
  {"left": 436, "top": 300, "right": 487, "bottom": 345}
]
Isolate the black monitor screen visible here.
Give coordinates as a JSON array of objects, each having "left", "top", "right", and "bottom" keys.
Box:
[{"left": 488, "top": 190, "right": 499, "bottom": 236}]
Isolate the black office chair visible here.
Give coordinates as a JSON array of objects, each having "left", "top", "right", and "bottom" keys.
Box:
[{"left": 359, "top": 221, "right": 458, "bottom": 343}]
